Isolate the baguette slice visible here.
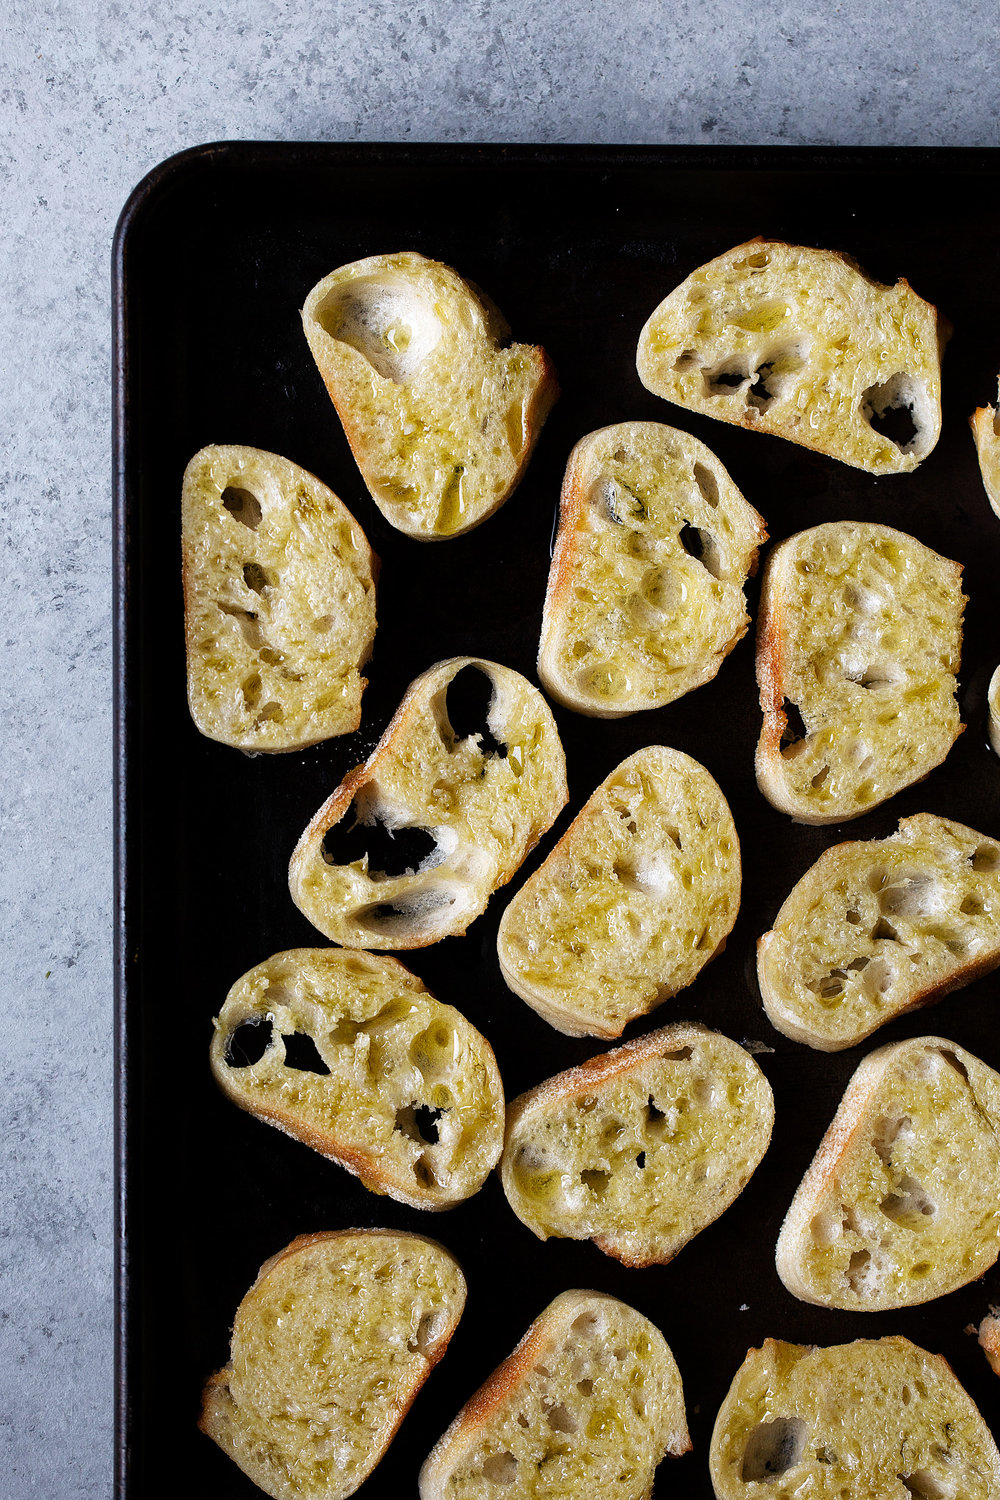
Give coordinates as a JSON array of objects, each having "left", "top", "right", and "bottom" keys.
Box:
[
  {"left": 775, "top": 1036, "right": 1000, "bottom": 1311},
  {"left": 758, "top": 813, "right": 1000, "bottom": 1051},
  {"left": 637, "top": 239, "right": 946, "bottom": 474},
  {"left": 497, "top": 746, "right": 740, "bottom": 1038},
  {"left": 211, "top": 949, "right": 504, "bottom": 1208},
  {"left": 302, "top": 251, "right": 558, "bottom": 539},
  {"left": 181, "top": 445, "right": 377, "bottom": 750},
  {"left": 756, "top": 522, "right": 965, "bottom": 823},
  {"left": 501, "top": 1023, "right": 773, "bottom": 1267},
  {"left": 200, "top": 1229, "right": 466, "bottom": 1500},
  {"left": 980, "top": 1315, "right": 1000, "bottom": 1376},
  {"left": 989, "top": 664, "right": 1000, "bottom": 758},
  {"left": 419, "top": 1290, "right": 690, "bottom": 1500},
  {"left": 972, "top": 377, "right": 1000, "bottom": 516},
  {"left": 709, "top": 1336, "right": 1000, "bottom": 1500},
  {"left": 537, "top": 422, "right": 767, "bottom": 717},
  {"left": 290, "top": 658, "right": 568, "bottom": 948}
]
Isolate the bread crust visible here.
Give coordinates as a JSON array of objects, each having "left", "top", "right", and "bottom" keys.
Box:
[
  {"left": 971, "top": 377, "right": 1000, "bottom": 517},
  {"left": 979, "top": 1314, "right": 1000, "bottom": 1376}
]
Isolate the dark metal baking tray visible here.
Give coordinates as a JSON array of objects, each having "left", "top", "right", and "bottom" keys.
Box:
[{"left": 114, "top": 143, "right": 1000, "bottom": 1498}]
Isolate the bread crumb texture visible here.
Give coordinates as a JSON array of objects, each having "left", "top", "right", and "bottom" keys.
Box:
[
  {"left": 756, "top": 522, "right": 964, "bottom": 824},
  {"left": 497, "top": 746, "right": 739, "bottom": 1036},
  {"left": 979, "top": 1315, "right": 1000, "bottom": 1377},
  {"left": 710, "top": 1336, "right": 1000, "bottom": 1500},
  {"left": 181, "top": 445, "right": 377, "bottom": 750},
  {"left": 289, "top": 658, "right": 567, "bottom": 948},
  {"left": 637, "top": 239, "right": 944, "bottom": 474},
  {"left": 200, "top": 1230, "right": 466, "bottom": 1500},
  {"left": 971, "top": 376, "right": 1000, "bottom": 517},
  {"left": 501, "top": 1023, "right": 773, "bottom": 1266},
  {"left": 211, "top": 949, "right": 504, "bottom": 1208},
  {"left": 776, "top": 1037, "right": 1000, "bottom": 1311},
  {"left": 419, "top": 1290, "right": 689, "bottom": 1500},
  {"left": 537, "top": 422, "right": 767, "bottom": 717},
  {"left": 758, "top": 814, "right": 1000, "bottom": 1050},
  {"left": 302, "top": 251, "right": 557, "bottom": 539}
]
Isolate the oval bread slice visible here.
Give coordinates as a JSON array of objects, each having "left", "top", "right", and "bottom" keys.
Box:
[
  {"left": 757, "top": 813, "right": 1000, "bottom": 1051},
  {"left": 756, "top": 521, "right": 965, "bottom": 824},
  {"left": 302, "top": 251, "right": 558, "bottom": 539},
  {"left": 775, "top": 1036, "right": 1000, "bottom": 1311},
  {"left": 289, "top": 658, "right": 568, "bottom": 948},
  {"left": 709, "top": 1336, "right": 1000, "bottom": 1500},
  {"left": 637, "top": 238, "right": 946, "bottom": 474},
  {"left": 537, "top": 421, "right": 767, "bottom": 716},
  {"left": 211, "top": 948, "right": 505, "bottom": 1209},
  {"left": 181, "top": 444, "right": 377, "bottom": 750},
  {"left": 200, "top": 1229, "right": 466, "bottom": 1500},
  {"left": 418, "top": 1289, "right": 690, "bottom": 1500},
  {"left": 501, "top": 1023, "right": 774, "bottom": 1267},
  {"left": 497, "top": 746, "right": 740, "bottom": 1037},
  {"left": 972, "top": 377, "right": 1000, "bottom": 517}
]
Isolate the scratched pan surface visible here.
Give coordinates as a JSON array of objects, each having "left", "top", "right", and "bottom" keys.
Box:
[{"left": 114, "top": 144, "right": 1000, "bottom": 1498}]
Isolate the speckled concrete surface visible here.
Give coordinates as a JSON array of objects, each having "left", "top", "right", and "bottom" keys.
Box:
[{"left": 2, "top": 2, "right": 997, "bottom": 1494}]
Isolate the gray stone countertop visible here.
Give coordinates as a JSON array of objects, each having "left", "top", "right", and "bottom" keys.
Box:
[{"left": 3, "top": 2, "right": 997, "bottom": 1494}]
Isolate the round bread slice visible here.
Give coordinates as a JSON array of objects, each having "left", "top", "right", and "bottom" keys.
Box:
[
  {"left": 496, "top": 746, "right": 740, "bottom": 1038},
  {"left": 775, "top": 1036, "right": 1000, "bottom": 1312},
  {"left": 972, "top": 377, "right": 1000, "bottom": 517},
  {"left": 537, "top": 421, "right": 767, "bottom": 717},
  {"left": 709, "top": 1336, "right": 1000, "bottom": 1500},
  {"left": 418, "top": 1289, "right": 690, "bottom": 1500},
  {"left": 211, "top": 948, "right": 505, "bottom": 1209},
  {"left": 501, "top": 1023, "right": 773, "bottom": 1267},
  {"left": 289, "top": 658, "right": 568, "bottom": 949},
  {"left": 302, "top": 251, "right": 558, "bottom": 539},
  {"left": 200, "top": 1229, "right": 466, "bottom": 1500},
  {"left": 757, "top": 813, "right": 1000, "bottom": 1051},
  {"left": 181, "top": 444, "right": 377, "bottom": 750},
  {"left": 637, "top": 238, "right": 947, "bottom": 474},
  {"left": 980, "top": 1315, "right": 1000, "bottom": 1376},
  {"left": 756, "top": 521, "right": 965, "bottom": 824}
]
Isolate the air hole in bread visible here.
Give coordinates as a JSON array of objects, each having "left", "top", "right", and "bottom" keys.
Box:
[
  {"left": 635, "top": 1151, "right": 646, "bottom": 1169},
  {"left": 408, "top": 1308, "right": 445, "bottom": 1355},
  {"left": 222, "top": 486, "right": 262, "bottom": 528},
  {"left": 899, "top": 1471, "right": 952, "bottom": 1500},
  {"left": 672, "top": 348, "right": 699, "bottom": 371},
  {"left": 817, "top": 1446, "right": 838, "bottom": 1465},
  {"left": 703, "top": 360, "right": 749, "bottom": 396},
  {"left": 871, "top": 917, "right": 899, "bottom": 942},
  {"left": 441, "top": 665, "right": 507, "bottom": 757},
  {"left": 581, "top": 1168, "right": 610, "bottom": 1198},
  {"left": 873, "top": 1113, "right": 913, "bottom": 1165},
  {"left": 678, "top": 522, "right": 722, "bottom": 578},
  {"left": 576, "top": 1378, "right": 594, "bottom": 1396},
  {"left": 481, "top": 1453, "right": 517, "bottom": 1484},
  {"left": 972, "top": 844, "right": 1000, "bottom": 873},
  {"left": 242, "top": 562, "right": 270, "bottom": 593},
  {"left": 960, "top": 893, "right": 984, "bottom": 916},
  {"left": 881, "top": 1174, "right": 937, "bottom": 1227},
  {"left": 281, "top": 1031, "right": 331, "bottom": 1075},
  {"left": 860, "top": 373, "right": 926, "bottom": 453},
  {"left": 809, "top": 971, "right": 847, "bottom": 1000},
  {"left": 741, "top": 1417, "right": 808, "bottom": 1482},
  {"left": 811, "top": 766, "right": 829, "bottom": 790},
  {"left": 637, "top": 565, "right": 685, "bottom": 616},
  {"left": 316, "top": 278, "right": 442, "bottom": 382},
  {"left": 846, "top": 908, "right": 861, "bottom": 924},
  {"left": 645, "top": 1097, "right": 667, "bottom": 1134},
  {"left": 395, "top": 1102, "right": 443, "bottom": 1145},
  {"left": 224, "top": 1016, "right": 273, "bottom": 1067},
  {"left": 321, "top": 814, "right": 441, "bottom": 879},
  {"left": 878, "top": 876, "right": 940, "bottom": 922},
  {"left": 846, "top": 663, "right": 899, "bottom": 690},
  {"left": 779, "top": 699, "right": 808, "bottom": 755},
  {"left": 219, "top": 604, "right": 267, "bottom": 649},
  {"left": 845, "top": 1248, "right": 873, "bottom": 1292},
  {"left": 692, "top": 461, "right": 719, "bottom": 507},
  {"left": 545, "top": 1403, "right": 577, "bottom": 1434},
  {"left": 357, "top": 890, "right": 458, "bottom": 937},
  {"left": 939, "top": 1049, "right": 969, "bottom": 1082},
  {"left": 242, "top": 673, "right": 262, "bottom": 710}
]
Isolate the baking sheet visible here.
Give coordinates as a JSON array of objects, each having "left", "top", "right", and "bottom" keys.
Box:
[{"left": 114, "top": 142, "right": 1000, "bottom": 1498}]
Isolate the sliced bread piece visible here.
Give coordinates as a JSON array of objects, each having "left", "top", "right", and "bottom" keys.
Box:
[
  {"left": 211, "top": 948, "right": 504, "bottom": 1208},
  {"left": 302, "top": 251, "right": 558, "bottom": 539},
  {"left": 290, "top": 658, "right": 568, "bottom": 948},
  {"left": 757, "top": 813, "right": 1000, "bottom": 1051},
  {"left": 501, "top": 1023, "right": 773, "bottom": 1267},
  {"left": 200, "top": 1229, "right": 466, "bottom": 1500},
  {"left": 637, "top": 239, "right": 946, "bottom": 474},
  {"left": 181, "top": 444, "right": 377, "bottom": 750},
  {"left": 756, "top": 521, "right": 965, "bottom": 824},
  {"left": 418, "top": 1289, "right": 690, "bottom": 1500},
  {"left": 979, "top": 1315, "right": 1000, "bottom": 1376},
  {"left": 972, "top": 377, "right": 1000, "bottom": 517},
  {"left": 496, "top": 746, "right": 740, "bottom": 1038},
  {"left": 537, "top": 421, "right": 767, "bottom": 717},
  {"left": 775, "top": 1036, "right": 1000, "bottom": 1311},
  {"left": 709, "top": 1336, "right": 1000, "bottom": 1500},
  {"left": 989, "top": 663, "right": 1000, "bottom": 759}
]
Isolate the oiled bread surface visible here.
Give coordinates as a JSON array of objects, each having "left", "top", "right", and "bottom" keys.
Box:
[
  {"left": 497, "top": 746, "right": 740, "bottom": 1037},
  {"left": 538, "top": 422, "right": 766, "bottom": 716},
  {"left": 501, "top": 1023, "right": 773, "bottom": 1267},
  {"left": 302, "top": 251, "right": 557, "bottom": 538},
  {"left": 290, "top": 658, "right": 567, "bottom": 948},
  {"left": 709, "top": 1336, "right": 1000, "bottom": 1500},
  {"left": 758, "top": 813, "right": 1000, "bottom": 1050},
  {"left": 182, "top": 444, "right": 377, "bottom": 750},
  {"left": 419, "top": 1289, "right": 690, "bottom": 1500},
  {"left": 211, "top": 948, "right": 504, "bottom": 1208},
  {"left": 637, "top": 238, "right": 945, "bottom": 474},
  {"left": 775, "top": 1036, "right": 1000, "bottom": 1311},
  {"left": 200, "top": 1229, "right": 466, "bottom": 1500},
  {"left": 972, "top": 376, "right": 1000, "bottom": 516},
  {"left": 756, "top": 521, "right": 964, "bottom": 823}
]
